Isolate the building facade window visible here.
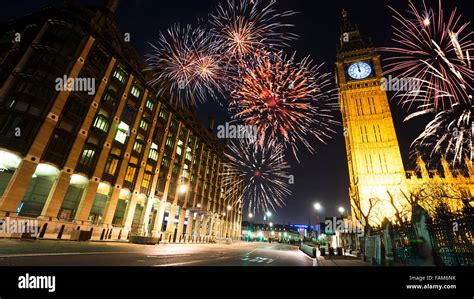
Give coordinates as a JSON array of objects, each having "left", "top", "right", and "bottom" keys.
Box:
[
  {"left": 93, "top": 114, "right": 109, "bottom": 132},
  {"left": 130, "top": 85, "right": 141, "bottom": 98},
  {"left": 104, "top": 155, "right": 119, "bottom": 176},
  {"left": 139, "top": 119, "right": 149, "bottom": 131},
  {"left": 113, "top": 66, "right": 127, "bottom": 83},
  {"left": 133, "top": 140, "right": 143, "bottom": 154},
  {"left": 125, "top": 165, "right": 137, "bottom": 182},
  {"left": 115, "top": 121, "right": 129, "bottom": 144},
  {"left": 79, "top": 146, "right": 96, "bottom": 167},
  {"left": 145, "top": 99, "right": 154, "bottom": 111},
  {"left": 148, "top": 143, "right": 159, "bottom": 161}
]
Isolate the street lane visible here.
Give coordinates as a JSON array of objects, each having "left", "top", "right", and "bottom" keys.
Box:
[{"left": 0, "top": 240, "right": 314, "bottom": 266}]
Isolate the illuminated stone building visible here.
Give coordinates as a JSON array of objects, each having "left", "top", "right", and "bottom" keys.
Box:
[
  {"left": 0, "top": 1, "right": 243, "bottom": 241},
  {"left": 336, "top": 10, "right": 473, "bottom": 225}
]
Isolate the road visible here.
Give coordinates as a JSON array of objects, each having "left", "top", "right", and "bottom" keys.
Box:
[
  {"left": 0, "top": 239, "right": 368, "bottom": 266},
  {"left": 0, "top": 239, "right": 318, "bottom": 266}
]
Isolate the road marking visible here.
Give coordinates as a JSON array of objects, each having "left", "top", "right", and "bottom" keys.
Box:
[
  {"left": 146, "top": 254, "right": 191, "bottom": 258},
  {"left": 299, "top": 250, "right": 318, "bottom": 266},
  {"left": 0, "top": 251, "right": 133, "bottom": 258},
  {"left": 156, "top": 256, "right": 232, "bottom": 267}
]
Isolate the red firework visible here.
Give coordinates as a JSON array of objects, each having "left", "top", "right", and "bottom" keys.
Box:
[{"left": 229, "top": 51, "right": 339, "bottom": 160}]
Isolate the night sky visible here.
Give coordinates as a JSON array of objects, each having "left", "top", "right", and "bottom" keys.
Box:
[{"left": 1, "top": 0, "right": 472, "bottom": 225}]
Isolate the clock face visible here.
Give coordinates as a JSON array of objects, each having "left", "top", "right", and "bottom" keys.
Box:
[{"left": 347, "top": 62, "right": 372, "bottom": 80}]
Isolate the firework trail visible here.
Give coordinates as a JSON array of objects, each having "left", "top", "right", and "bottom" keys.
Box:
[
  {"left": 229, "top": 51, "right": 339, "bottom": 161},
  {"left": 209, "top": 0, "right": 297, "bottom": 63},
  {"left": 221, "top": 138, "right": 292, "bottom": 214},
  {"left": 411, "top": 102, "right": 473, "bottom": 167},
  {"left": 382, "top": 0, "right": 473, "bottom": 112},
  {"left": 145, "top": 24, "right": 225, "bottom": 107}
]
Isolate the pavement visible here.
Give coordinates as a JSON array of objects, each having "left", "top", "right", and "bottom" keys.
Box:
[{"left": 0, "top": 239, "right": 369, "bottom": 266}]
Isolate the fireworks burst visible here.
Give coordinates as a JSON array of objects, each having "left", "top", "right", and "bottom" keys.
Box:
[
  {"left": 221, "top": 138, "right": 292, "bottom": 214},
  {"left": 411, "top": 103, "right": 473, "bottom": 167},
  {"left": 229, "top": 51, "right": 339, "bottom": 160},
  {"left": 209, "top": 0, "right": 297, "bottom": 62},
  {"left": 382, "top": 0, "right": 474, "bottom": 112},
  {"left": 145, "top": 24, "right": 225, "bottom": 107}
]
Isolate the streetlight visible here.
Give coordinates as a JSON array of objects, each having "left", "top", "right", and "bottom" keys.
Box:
[
  {"left": 338, "top": 206, "right": 345, "bottom": 215},
  {"left": 227, "top": 205, "right": 232, "bottom": 211},
  {"left": 313, "top": 202, "right": 321, "bottom": 211},
  {"left": 264, "top": 211, "right": 272, "bottom": 227},
  {"left": 178, "top": 184, "right": 187, "bottom": 194},
  {"left": 269, "top": 222, "right": 273, "bottom": 227},
  {"left": 248, "top": 213, "right": 253, "bottom": 219},
  {"left": 338, "top": 207, "right": 346, "bottom": 254},
  {"left": 314, "top": 202, "right": 322, "bottom": 239}
]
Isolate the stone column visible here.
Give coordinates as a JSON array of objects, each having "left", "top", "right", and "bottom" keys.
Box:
[
  {"left": 0, "top": 159, "right": 38, "bottom": 215},
  {"left": 201, "top": 216, "right": 208, "bottom": 238},
  {"left": 185, "top": 211, "right": 194, "bottom": 239},
  {"left": 137, "top": 196, "right": 155, "bottom": 236},
  {"left": 165, "top": 204, "right": 178, "bottom": 236},
  {"left": 209, "top": 216, "right": 215, "bottom": 237},
  {"left": 101, "top": 187, "right": 122, "bottom": 225},
  {"left": 151, "top": 201, "right": 166, "bottom": 238},
  {"left": 74, "top": 180, "right": 99, "bottom": 222},
  {"left": 194, "top": 215, "right": 201, "bottom": 238},
  {"left": 176, "top": 208, "right": 186, "bottom": 239},
  {"left": 39, "top": 171, "right": 71, "bottom": 220},
  {"left": 123, "top": 194, "right": 139, "bottom": 230}
]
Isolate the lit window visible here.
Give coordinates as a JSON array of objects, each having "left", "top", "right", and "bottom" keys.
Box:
[
  {"left": 133, "top": 141, "right": 143, "bottom": 153},
  {"left": 115, "top": 121, "right": 129, "bottom": 144},
  {"left": 139, "top": 119, "right": 149, "bottom": 131},
  {"left": 131, "top": 85, "right": 141, "bottom": 98},
  {"left": 166, "top": 137, "right": 174, "bottom": 148},
  {"left": 142, "top": 173, "right": 152, "bottom": 189},
  {"left": 159, "top": 109, "right": 168, "bottom": 121},
  {"left": 148, "top": 143, "right": 159, "bottom": 161},
  {"left": 161, "top": 156, "right": 170, "bottom": 168},
  {"left": 105, "top": 156, "right": 119, "bottom": 175},
  {"left": 113, "top": 66, "right": 127, "bottom": 83},
  {"left": 125, "top": 166, "right": 136, "bottom": 182},
  {"left": 186, "top": 147, "right": 192, "bottom": 161},
  {"left": 176, "top": 140, "right": 183, "bottom": 155},
  {"left": 146, "top": 99, "right": 154, "bottom": 110},
  {"left": 93, "top": 114, "right": 109, "bottom": 132},
  {"left": 79, "top": 148, "right": 95, "bottom": 167}
]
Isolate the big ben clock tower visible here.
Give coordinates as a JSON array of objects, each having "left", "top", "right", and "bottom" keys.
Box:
[{"left": 336, "top": 10, "right": 407, "bottom": 224}]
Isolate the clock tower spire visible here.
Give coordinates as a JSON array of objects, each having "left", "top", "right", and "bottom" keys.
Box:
[{"left": 336, "top": 10, "right": 407, "bottom": 224}]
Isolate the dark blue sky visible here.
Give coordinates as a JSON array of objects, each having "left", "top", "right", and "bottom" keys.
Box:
[{"left": 1, "top": 0, "right": 472, "bottom": 225}]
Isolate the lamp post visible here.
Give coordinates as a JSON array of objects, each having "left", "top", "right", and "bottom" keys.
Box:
[
  {"left": 313, "top": 202, "right": 322, "bottom": 244},
  {"left": 338, "top": 206, "right": 345, "bottom": 254},
  {"left": 338, "top": 206, "right": 345, "bottom": 216},
  {"left": 264, "top": 211, "right": 272, "bottom": 241},
  {"left": 264, "top": 211, "right": 272, "bottom": 225}
]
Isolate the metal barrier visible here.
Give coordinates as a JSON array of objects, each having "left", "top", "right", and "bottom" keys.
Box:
[{"left": 299, "top": 243, "right": 317, "bottom": 258}]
